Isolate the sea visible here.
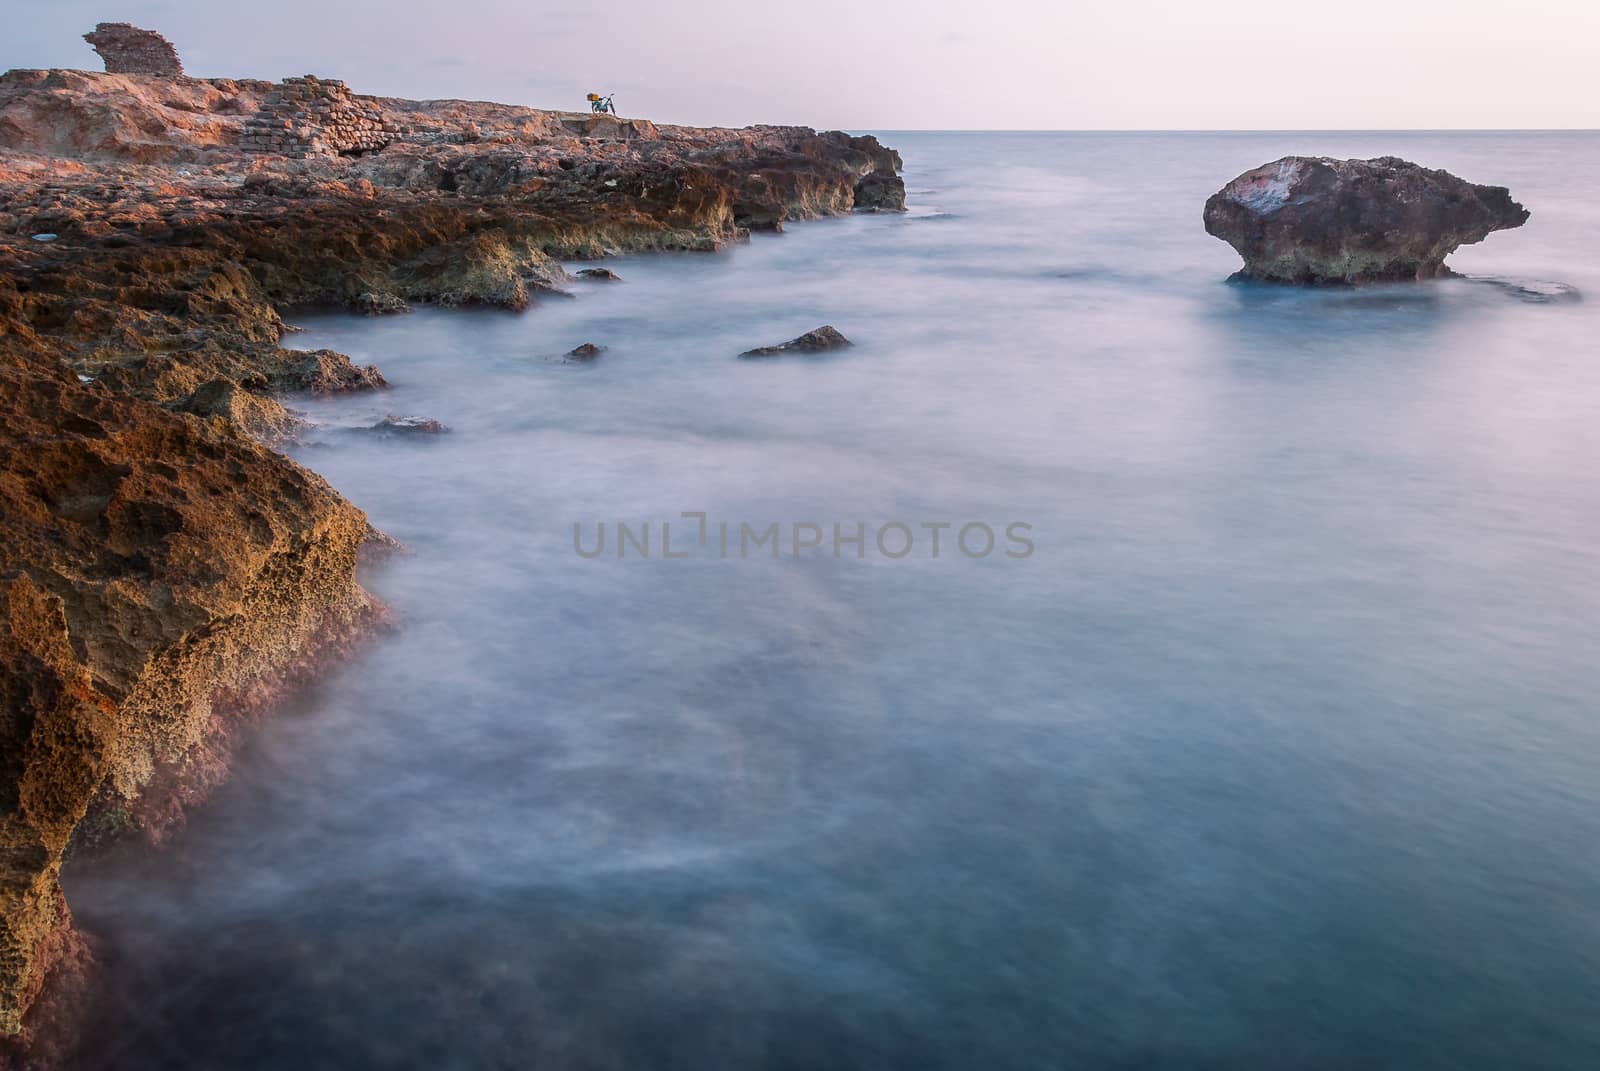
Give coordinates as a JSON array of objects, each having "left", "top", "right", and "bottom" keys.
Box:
[{"left": 64, "top": 132, "right": 1600, "bottom": 1069}]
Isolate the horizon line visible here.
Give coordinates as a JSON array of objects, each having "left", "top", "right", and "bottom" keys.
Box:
[{"left": 858, "top": 127, "right": 1600, "bottom": 134}]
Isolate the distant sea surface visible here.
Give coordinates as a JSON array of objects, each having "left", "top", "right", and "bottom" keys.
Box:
[{"left": 67, "top": 133, "right": 1600, "bottom": 1069}]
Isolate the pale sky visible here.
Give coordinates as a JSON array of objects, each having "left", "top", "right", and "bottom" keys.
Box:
[{"left": 5, "top": 0, "right": 1598, "bottom": 130}]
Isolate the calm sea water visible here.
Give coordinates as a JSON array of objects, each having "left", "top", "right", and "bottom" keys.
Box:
[{"left": 67, "top": 133, "right": 1600, "bottom": 1069}]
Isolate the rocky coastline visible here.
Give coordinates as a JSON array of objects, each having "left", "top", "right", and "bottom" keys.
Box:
[{"left": 0, "top": 41, "right": 904, "bottom": 1061}]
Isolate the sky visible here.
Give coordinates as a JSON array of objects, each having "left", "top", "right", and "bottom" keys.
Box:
[{"left": 5, "top": 0, "right": 1599, "bottom": 130}]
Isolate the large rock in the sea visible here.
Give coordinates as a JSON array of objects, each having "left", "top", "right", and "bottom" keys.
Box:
[{"left": 1203, "top": 156, "right": 1529, "bottom": 283}]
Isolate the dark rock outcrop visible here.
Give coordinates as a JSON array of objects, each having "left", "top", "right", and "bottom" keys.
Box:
[
  {"left": 563, "top": 343, "right": 604, "bottom": 361},
  {"left": 366, "top": 414, "right": 448, "bottom": 436},
  {"left": 739, "top": 325, "right": 853, "bottom": 358},
  {"left": 81, "top": 24, "right": 184, "bottom": 78},
  {"left": 575, "top": 268, "right": 620, "bottom": 282},
  {"left": 836, "top": 134, "right": 906, "bottom": 212},
  {"left": 1467, "top": 277, "right": 1581, "bottom": 304},
  {"left": 1203, "top": 156, "right": 1529, "bottom": 284}
]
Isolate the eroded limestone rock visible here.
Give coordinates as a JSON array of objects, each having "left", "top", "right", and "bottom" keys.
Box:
[
  {"left": 1203, "top": 156, "right": 1529, "bottom": 283},
  {"left": 0, "top": 364, "right": 380, "bottom": 1040}
]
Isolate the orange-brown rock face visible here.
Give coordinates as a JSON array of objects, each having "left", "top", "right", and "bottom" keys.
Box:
[
  {"left": 0, "top": 357, "right": 381, "bottom": 1046},
  {"left": 0, "top": 63, "right": 904, "bottom": 1049},
  {"left": 0, "top": 570, "right": 113, "bottom": 1052}
]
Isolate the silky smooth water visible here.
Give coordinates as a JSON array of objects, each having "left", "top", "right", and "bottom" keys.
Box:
[{"left": 67, "top": 133, "right": 1600, "bottom": 1069}]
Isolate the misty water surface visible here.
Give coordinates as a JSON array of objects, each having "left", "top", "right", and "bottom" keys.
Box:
[{"left": 67, "top": 132, "right": 1600, "bottom": 1070}]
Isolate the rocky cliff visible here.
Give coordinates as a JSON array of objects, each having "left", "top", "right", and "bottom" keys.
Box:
[
  {"left": 0, "top": 361, "right": 379, "bottom": 1056},
  {"left": 1203, "top": 155, "right": 1528, "bottom": 283},
  {"left": 0, "top": 61, "right": 904, "bottom": 1056}
]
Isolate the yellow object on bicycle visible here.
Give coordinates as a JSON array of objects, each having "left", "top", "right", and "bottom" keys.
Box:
[{"left": 586, "top": 93, "right": 601, "bottom": 102}]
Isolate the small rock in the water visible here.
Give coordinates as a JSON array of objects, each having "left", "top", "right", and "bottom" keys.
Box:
[
  {"left": 564, "top": 343, "right": 605, "bottom": 361},
  {"left": 739, "top": 325, "right": 853, "bottom": 358},
  {"left": 368, "top": 415, "right": 449, "bottom": 436},
  {"left": 31, "top": 233, "right": 57, "bottom": 242},
  {"left": 1203, "top": 156, "right": 1529, "bottom": 284},
  {"left": 575, "top": 268, "right": 621, "bottom": 282}
]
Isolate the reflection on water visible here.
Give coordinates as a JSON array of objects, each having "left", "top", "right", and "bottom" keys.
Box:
[{"left": 67, "top": 132, "right": 1600, "bottom": 1069}]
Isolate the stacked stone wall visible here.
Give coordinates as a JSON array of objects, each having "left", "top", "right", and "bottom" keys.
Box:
[
  {"left": 241, "top": 76, "right": 398, "bottom": 158},
  {"left": 82, "top": 23, "right": 184, "bottom": 77}
]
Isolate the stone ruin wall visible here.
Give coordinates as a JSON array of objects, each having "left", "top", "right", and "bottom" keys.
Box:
[
  {"left": 82, "top": 22, "right": 184, "bottom": 77},
  {"left": 241, "top": 76, "right": 399, "bottom": 158}
]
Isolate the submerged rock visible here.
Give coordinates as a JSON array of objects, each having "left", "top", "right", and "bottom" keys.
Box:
[
  {"left": 575, "top": 268, "right": 620, "bottom": 282},
  {"left": 1465, "top": 277, "right": 1583, "bottom": 304},
  {"left": 739, "top": 325, "right": 853, "bottom": 358},
  {"left": 563, "top": 343, "right": 605, "bottom": 361},
  {"left": 825, "top": 131, "right": 906, "bottom": 212},
  {"left": 366, "top": 415, "right": 449, "bottom": 436},
  {"left": 1203, "top": 156, "right": 1529, "bottom": 284}
]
